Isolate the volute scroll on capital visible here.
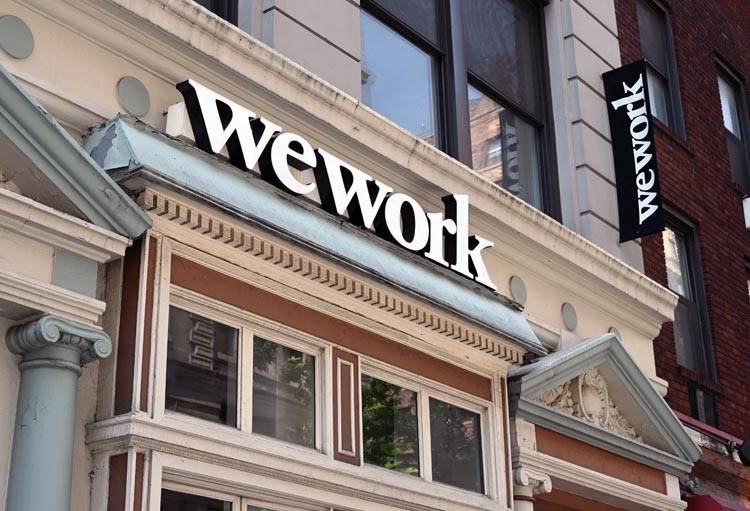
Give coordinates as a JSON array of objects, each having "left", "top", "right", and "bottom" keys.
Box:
[
  {"left": 513, "top": 466, "right": 552, "bottom": 494},
  {"left": 6, "top": 315, "right": 112, "bottom": 365}
]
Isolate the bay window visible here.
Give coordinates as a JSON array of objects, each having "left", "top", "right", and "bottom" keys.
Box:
[{"left": 360, "top": 0, "right": 556, "bottom": 215}]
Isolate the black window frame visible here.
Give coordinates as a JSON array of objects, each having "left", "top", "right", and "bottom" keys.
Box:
[
  {"left": 663, "top": 212, "right": 715, "bottom": 379},
  {"left": 360, "top": 0, "right": 560, "bottom": 219},
  {"left": 662, "top": 211, "right": 718, "bottom": 424},
  {"left": 716, "top": 63, "right": 750, "bottom": 193},
  {"left": 636, "top": 0, "right": 685, "bottom": 137}
]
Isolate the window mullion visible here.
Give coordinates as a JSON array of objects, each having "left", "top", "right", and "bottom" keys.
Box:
[
  {"left": 240, "top": 326, "right": 253, "bottom": 433},
  {"left": 445, "top": 0, "right": 472, "bottom": 166},
  {"left": 419, "top": 390, "right": 433, "bottom": 482}
]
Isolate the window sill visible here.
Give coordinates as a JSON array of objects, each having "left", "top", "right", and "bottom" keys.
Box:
[
  {"left": 652, "top": 119, "right": 694, "bottom": 158},
  {"left": 678, "top": 366, "right": 721, "bottom": 393},
  {"left": 88, "top": 413, "right": 501, "bottom": 511}
]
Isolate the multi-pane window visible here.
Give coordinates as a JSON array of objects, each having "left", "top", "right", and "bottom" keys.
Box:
[
  {"left": 636, "top": 0, "right": 682, "bottom": 132},
  {"left": 359, "top": 0, "right": 555, "bottom": 214},
  {"left": 164, "top": 294, "right": 493, "bottom": 495},
  {"left": 662, "top": 217, "right": 717, "bottom": 425},
  {"left": 717, "top": 69, "right": 750, "bottom": 191},
  {"left": 165, "top": 303, "right": 320, "bottom": 448},
  {"left": 360, "top": 371, "right": 486, "bottom": 493}
]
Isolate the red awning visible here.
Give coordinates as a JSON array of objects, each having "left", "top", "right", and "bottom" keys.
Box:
[{"left": 687, "top": 495, "right": 750, "bottom": 511}]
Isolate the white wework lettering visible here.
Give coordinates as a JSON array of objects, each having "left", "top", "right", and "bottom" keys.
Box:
[
  {"left": 609, "top": 73, "right": 660, "bottom": 227},
  {"left": 610, "top": 75, "right": 644, "bottom": 111},
  {"left": 313, "top": 148, "right": 393, "bottom": 229},
  {"left": 443, "top": 195, "right": 497, "bottom": 290},
  {"left": 177, "top": 80, "right": 500, "bottom": 290},
  {"left": 632, "top": 139, "right": 652, "bottom": 174},
  {"left": 424, "top": 212, "right": 457, "bottom": 268},
  {"left": 263, "top": 132, "right": 316, "bottom": 195},
  {"left": 381, "top": 193, "right": 430, "bottom": 251},
  {"left": 177, "top": 79, "right": 280, "bottom": 171}
]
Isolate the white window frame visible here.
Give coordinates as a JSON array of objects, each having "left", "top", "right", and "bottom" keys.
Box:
[
  {"left": 159, "top": 479, "right": 328, "bottom": 511},
  {"left": 359, "top": 358, "right": 496, "bottom": 498},
  {"left": 155, "top": 285, "right": 330, "bottom": 454}
]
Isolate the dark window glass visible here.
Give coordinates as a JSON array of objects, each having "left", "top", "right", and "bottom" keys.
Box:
[
  {"left": 369, "top": 0, "right": 438, "bottom": 46},
  {"left": 194, "top": 0, "right": 237, "bottom": 24},
  {"left": 429, "top": 398, "right": 483, "bottom": 493},
  {"left": 688, "top": 382, "right": 718, "bottom": 427},
  {"left": 166, "top": 307, "right": 238, "bottom": 426},
  {"left": 252, "top": 337, "right": 316, "bottom": 448},
  {"left": 718, "top": 71, "right": 750, "bottom": 191},
  {"left": 161, "top": 489, "right": 232, "bottom": 511},
  {"left": 636, "top": 0, "right": 681, "bottom": 130},
  {"left": 361, "top": 374, "right": 420, "bottom": 475},
  {"left": 468, "top": 84, "right": 541, "bottom": 207},
  {"left": 360, "top": 0, "right": 556, "bottom": 216},
  {"left": 662, "top": 218, "right": 717, "bottom": 423},
  {"left": 361, "top": 11, "right": 439, "bottom": 145},
  {"left": 461, "top": 0, "right": 540, "bottom": 114},
  {"left": 663, "top": 225, "right": 708, "bottom": 373}
]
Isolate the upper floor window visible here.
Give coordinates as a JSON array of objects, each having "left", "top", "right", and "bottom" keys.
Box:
[
  {"left": 636, "top": 0, "right": 683, "bottom": 134},
  {"left": 359, "top": 0, "right": 555, "bottom": 215},
  {"left": 165, "top": 302, "right": 323, "bottom": 450},
  {"left": 360, "top": 367, "right": 487, "bottom": 493},
  {"left": 194, "top": 0, "right": 238, "bottom": 24},
  {"left": 717, "top": 68, "right": 750, "bottom": 191},
  {"left": 662, "top": 215, "right": 717, "bottom": 425}
]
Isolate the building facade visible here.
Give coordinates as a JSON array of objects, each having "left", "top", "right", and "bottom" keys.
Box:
[
  {"left": 0, "top": 0, "right": 741, "bottom": 510},
  {"left": 615, "top": 0, "right": 750, "bottom": 509}
]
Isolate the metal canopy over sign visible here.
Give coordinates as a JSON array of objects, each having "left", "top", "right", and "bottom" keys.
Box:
[
  {"left": 177, "top": 79, "right": 498, "bottom": 290},
  {"left": 603, "top": 60, "right": 665, "bottom": 242}
]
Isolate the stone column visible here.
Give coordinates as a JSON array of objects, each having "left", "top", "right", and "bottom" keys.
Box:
[
  {"left": 513, "top": 466, "right": 552, "bottom": 511},
  {"left": 4, "top": 315, "right": 112, "bottom": 511}
]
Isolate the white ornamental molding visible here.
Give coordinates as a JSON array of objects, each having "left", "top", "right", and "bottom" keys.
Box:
[
  {"left": 535, "top": 368, "right": 642, "bottom": 441},
  {"left": 513, "top": 466, "right": 552, "bottom": 494},
  {"left": 139, "top": 189, "right": 525, "bottom": 363}
]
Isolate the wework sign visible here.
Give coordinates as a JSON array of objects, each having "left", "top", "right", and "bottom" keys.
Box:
[
  {"left": 177, "top": 80, "right": 498, "bottom": 290},
  {"left": 603, "top": 60, "right": 664, "bottom": 242}
]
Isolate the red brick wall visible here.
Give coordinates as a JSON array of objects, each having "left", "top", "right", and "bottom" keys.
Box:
[{"left": 614, "top": 0, "right": 750, "bottom": 440}]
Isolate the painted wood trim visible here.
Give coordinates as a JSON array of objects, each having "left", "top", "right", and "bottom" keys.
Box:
[
  {"left": 170, "top": 254, "right": 492, "bottom": 400},
  {"left": 333, "top": 348, "right": 360, "bottom": 465},
  {"left": 114, "top": 237, "right": 143, "bottom": 415},
  {"left": 139, "top": 236, "right": 158, "bottom": 412}
]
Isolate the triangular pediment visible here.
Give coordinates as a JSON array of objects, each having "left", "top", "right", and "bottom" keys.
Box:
[
  {"left": 0, "top": 63, "right": 149, "bottom": 238},
  {"left": 508, "top": 333, "right": 701, "bottom": 475}
]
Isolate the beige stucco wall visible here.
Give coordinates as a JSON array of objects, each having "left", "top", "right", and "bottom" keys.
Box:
[{"left": 0, "top": 0, "right": 674, "bottom": 385}]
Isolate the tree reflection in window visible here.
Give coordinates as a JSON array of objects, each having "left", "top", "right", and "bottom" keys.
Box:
[
  {"left": 252, "top": 336, "right": 315, "bottom": 448},
  {"left": 429, "top": 398, "right": 483, "bottom": 493},
  {"left": 361, "top": 374, "right": 419, "bottom": 475}
]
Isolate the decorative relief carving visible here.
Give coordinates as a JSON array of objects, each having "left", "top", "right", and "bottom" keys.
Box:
[
  {"left": 535, "top": 368, "right": 642, "bottom": 441},
  {"left": 6, "top": 314, "right": 112, "bottom": 365},
  {"left": 140, "top": 189, "right": 524, "bottom": 363},
  {"left": 513, "top": 466, "right": 552, "bottom": 494}
]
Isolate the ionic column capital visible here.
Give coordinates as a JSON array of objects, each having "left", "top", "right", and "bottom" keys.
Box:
[
  {"left": 6, "top": 315, "right": 112, "bottom": 366},
  {"left": 514, "top": 466, "right": 552, "bottom": 494}
]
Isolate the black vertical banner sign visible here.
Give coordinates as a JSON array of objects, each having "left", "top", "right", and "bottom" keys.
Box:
[{"left": 603, "top": 60, "right": 664, "bottom": 242}]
